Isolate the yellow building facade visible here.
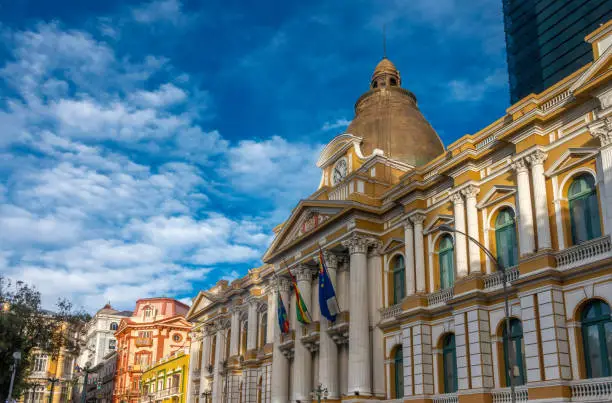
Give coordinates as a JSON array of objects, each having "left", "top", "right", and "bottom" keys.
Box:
[
  {"left": 140, "top": 349, "right": 190, "bottom": 403},
  {"left": 186, "top": 21, "right": 612, "bottom": 403}
]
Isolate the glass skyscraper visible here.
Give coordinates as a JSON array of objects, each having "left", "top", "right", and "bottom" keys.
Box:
[{"left": 503, "top": 0, "right": 611, "bottom": 103}]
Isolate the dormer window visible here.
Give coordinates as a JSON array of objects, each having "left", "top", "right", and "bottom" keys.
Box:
[
  {"left": 143, "top": 306, "right": 153, "bottom": 318},
  {"left": 390, "top": 77, "right": 397, "bottom": 86}
]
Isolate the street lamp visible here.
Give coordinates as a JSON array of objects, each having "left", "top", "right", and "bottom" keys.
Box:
[
  {"left": 47, "top": 377, "right": 60, "bottom": 403},
  {"left": 7, "top": 351, "right": 22, "bottom": 403},
  {"left": 310, "top": 384, "right": 329, "bottom": 403},
  {"left": 437, "top": 224, "right": 517, "bottom": 403}
]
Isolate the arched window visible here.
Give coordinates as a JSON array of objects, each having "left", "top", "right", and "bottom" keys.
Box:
[
  {"left": 502, "top": 319, "right": 526, "bottom": 386},
  {"left": 390, "top": 77, "right": 398, "bottom": 86},
  {"left": 241, "top": 322, "right": 248, "bottom": 355},
  {"left": 439, "top": 235, "right": 455, "bottom": 289},
  {"left": 581, "top": 300, "right": 612, "bottom": 378},
  {"left": 495, "top": 208, "right": 518, "bottom": 269},
  {"left": 260, "top": 313, "right": 268, "bottom": 346},
  {"left": 442, "top": 334, "right": 458, "bottom": 393},
  {"left": 110, "top": 322, "right": 118, "bottom": 331},
  {"left": 392, "top": 255, "right": 406, "bottom": 304},
  {"left": 393, "top": 347, "right": 404, "bottom": 398},
  {"left": 569, "top": 175, "right": 601, "bottom": 245}
]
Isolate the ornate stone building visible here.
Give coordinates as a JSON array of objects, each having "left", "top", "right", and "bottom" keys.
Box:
[
  {"left": 113, "top": 298, "right": 192, "bottom": 403},
  {"left": 186, "top": 21, "right": 612, "bottom": 403}
]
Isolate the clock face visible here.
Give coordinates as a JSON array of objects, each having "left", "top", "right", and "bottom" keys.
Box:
[{"left": 332, "top": 159, "right": 348, "bottom": 185}]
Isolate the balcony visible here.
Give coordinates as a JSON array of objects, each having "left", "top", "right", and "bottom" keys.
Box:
[
  {"left": 431, "top": 392, "right": 458, "bottom": 403},
  {"left": 483, "top": 266, "right": 519, "bottom": 290},
  {"left": 301, "top": 321, "right": 320, "bottom": 352},
  {"left": 279, "top": 330, "right": 295, "bottom": 358},
  {"left": 491, "top": 386, "right": 528, "bottom": 403},
  {"left": 570, "top": 376, "right": 612, "bottom": 401},
  {"left": 135, "top": 337, "right": 153, "bottom": 347},
  {"left": 380, "top": 302, "right": 402, "bottom": 321},
  {"left": 327, "top": 311, "right": 349, "bottom": 345},
  {"left": 427, "top": 287, "right": 454, "bottom": 307},
  {"left": 556, "top": 235, "right": 612, "bottom": 270}
]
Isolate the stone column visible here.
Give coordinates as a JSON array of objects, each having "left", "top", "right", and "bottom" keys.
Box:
[
  {"left": 466, "top": 309, "right": 493, "bottom": 389},
  {"left": 271, "top": 277, "right": 291, "bottom": 403},
  {"left": 342, "top": 234, "right": 374, "bottom": 396},
  {"left": 187, "top": 332, "right": 201, "bottom": 403},
  {"left": 229, "top": 307, "right": 240, "bottom": 357},
  {"left": 535, "top": 288, "right": 571, "bottom": 381},
  {"left": 291, "top": 265, "right": 314, "bottom": 401},
  {"left": 319, "top": 251, "right": 339, "bottom": 399},
  {"left": 200, "top": 329, "right": 213, "bottom": 392},
  {"left": 512, "top": 158, "right": 536, "bottom": 256},
  {"left": 462, "top": 185, "right": 482, "bottom": 274},
  {"left": 410, "top": 323, "right": 434, "bottom": 396},
  {"left": 246, "top": 297, "right": 259, "bottom": 351},
  {"left": 590, "top": 117, "right": 612, "bottom": 235},
  {"left": 528, "top": 150, "right": 552, "bottom": 250},
  {"left": 211, "top": 323, "right": 227, "bottom": 403},
  {"left": 266, "top": 287, "right": 276, "bottom": 346},
  {"left": 404, "top": 219, "right": 416, "bottom": 296},
  {"left": 368, "top": 245, "right": 386, "bottom": 397},
  {"left": 451, "top": 192, "right": 469, "bottom": 278},
  {"left": 410, "top": 214, "right": 427, "bottom": 293}
]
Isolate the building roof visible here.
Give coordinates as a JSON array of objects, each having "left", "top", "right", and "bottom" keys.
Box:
[{"left": 345, "top": 57, "right": 445, "bottom": 167}]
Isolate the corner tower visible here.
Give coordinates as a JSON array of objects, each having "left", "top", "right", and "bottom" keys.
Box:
[{"left": 346, "top": 57, "right": 445, "bottom": 166}]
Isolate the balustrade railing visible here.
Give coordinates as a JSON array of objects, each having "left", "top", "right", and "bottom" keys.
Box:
[
  {"left": 476, "top": 135, "right": 496, "bottom": 149},
  {"left": 540, "top": 89, "right": 572, "bottom": 111},
  {"left": 483, "top": 266, "right": 519, "bottom": 289},
  {"left": 570, "top": 376, "right": 612, "bottom": 401},
  {"left": 428, "top": 287, "right": 454, "bottom": 306},
  {"left": 556, "top": 235, "right": 612, "bottom": 268},
  {"left": 380, "top": 302, "right": 403, "bottom": 320},
  {"left": 328, "top": 182, "right": 349, "bottom": 200},
  {"left": 491, "top": 386, "right": 528, "bottom": 403},
  {"left": 431, "top": 392, "right": 458, "bottom": 403}
]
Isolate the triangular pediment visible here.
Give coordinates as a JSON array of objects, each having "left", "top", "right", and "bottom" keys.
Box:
[
  {"left": 424, "top": 215, "right": 454, "bottom": 234},
  {"left": 263, "top": 200, "right": 349, "bottom": 262},
  {"left": 381, "top": 238, "right": 404, "bottom": 254},
  {"left": 186, "top": 291, "right": 216, "bottom": 320},
  {"left": 477, "top": 185, "right": 517, "bottom": 209},
  {"left": 570, "top": 43, "right": 612, "bottom": 95},
  {"left": 545, "top": 148, "right": 599, "bottom": 178}
]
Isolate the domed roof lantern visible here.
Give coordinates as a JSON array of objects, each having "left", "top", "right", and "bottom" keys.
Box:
[{"left": 371, "top": 57, "right": 401, "bottom": 89}]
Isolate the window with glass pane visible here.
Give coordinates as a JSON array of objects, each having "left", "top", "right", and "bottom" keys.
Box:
[
  {"left": 442, "top": 334, "right": 458, "bottom": 393},
  {"left": 502, "top": 319, "right": 526, "bottom": 386},
  {"left": 393, "top": 255, "right": 406, "bottom": 303},
  {"left": 439, "top": 235, "right": 455, "bottom": 289},
  {"left": 394, "top": 347, "right": 404, "bottom": 398},
  {"left": 261, "top": 313, "right": 268, "bottom": 345},
  {"left": 581, "top": 300, "right": 612, "bottom": 378},
  {"left": 33, "top": 355, "right": 48, "bottom": 372},
  {"left": 569, "top": 175, "right": 601, "bottom": 245},
  {"left": 495, "top": 208, "right": 518, "bottom": 269}
]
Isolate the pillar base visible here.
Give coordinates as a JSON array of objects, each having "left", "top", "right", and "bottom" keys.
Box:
[
  {"left": 401, "top": 293, "right": 428, "bottom": 311},
  {"left": 453, "top": 272, "right": 485, "bottom": 295},
  {"left": 458, "top": 392, "right": 492, "bottom": 403},
  {"left": 518, "top": 250, "right": 557, "bottom": 276},
  {"left": 528, "top": 384, "right": 571, "bottom": 400}
]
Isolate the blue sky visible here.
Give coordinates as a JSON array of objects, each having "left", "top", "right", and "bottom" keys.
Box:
[{"left": 0, "top": 0, "right": 509, "bottom": 312}]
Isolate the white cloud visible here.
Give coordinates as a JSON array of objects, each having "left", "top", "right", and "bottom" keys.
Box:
[
  {"left": 132, "top": 0, "right": 191, "bottom": 26},
  {"left": 321, "top": 118, "right": 351, "bottom": 131},
  {"left": 447, "top": 68, "right": 507, "bottom": 102}
]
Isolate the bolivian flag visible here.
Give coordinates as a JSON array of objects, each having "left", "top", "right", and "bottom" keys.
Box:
[{"left": 289, "top": 269, "right": 312, "bottom": 325}]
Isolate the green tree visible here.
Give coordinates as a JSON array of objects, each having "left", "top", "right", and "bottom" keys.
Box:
[{"left": 0, "top": 277, "right": 90, "bottom": 402}]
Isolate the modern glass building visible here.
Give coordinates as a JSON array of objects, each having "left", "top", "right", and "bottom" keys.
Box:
[{"left": 503, "top": 0, "right": 612, "bottom": 103}]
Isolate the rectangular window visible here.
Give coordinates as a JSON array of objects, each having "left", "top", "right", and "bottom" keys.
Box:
[
  {"left": 138, "top": 331, "right": 152, "bottom": 338},
  {"left": 109, "top": 339, "right": 117, "bottom": 350},
  {"left": 32, "top": 355, "right": 48, "bottom": 373},
  {"left": 62, "top": 357, "right": 73, "bottom": 378}
]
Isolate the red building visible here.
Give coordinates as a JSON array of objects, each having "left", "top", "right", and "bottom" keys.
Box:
[{"left": 113, "top": 298, "right": 191, "bottom": 403}]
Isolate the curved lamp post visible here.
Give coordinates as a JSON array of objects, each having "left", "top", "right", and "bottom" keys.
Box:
[{"left": 437, "top": 224, "right": 517, "bottom": 403}]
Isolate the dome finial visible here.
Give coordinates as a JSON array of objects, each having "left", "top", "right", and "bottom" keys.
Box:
[{"left": 383, "top": 23, "right": 387, "bottom": 59}]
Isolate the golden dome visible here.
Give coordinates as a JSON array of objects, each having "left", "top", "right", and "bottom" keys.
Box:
[{"left": 345, "top": 58, "right": 444, "bottom": 166}]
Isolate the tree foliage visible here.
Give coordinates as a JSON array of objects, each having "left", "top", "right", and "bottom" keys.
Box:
[{"left": 0, "top": 277, "right": 91, "bottom": 401}]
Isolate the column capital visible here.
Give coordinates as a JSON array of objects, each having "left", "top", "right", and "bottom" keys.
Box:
[
  {"left": 342, "top": 234, "right": 376, "bottom": 255},
  {"left": 321, "top": 250, "right": 340, "bottom": 269},
  {"left": 461, "top": 184, "right": 480, "bottom": 199},
  {"left": 212, "top": 318, "right": 230, "bottom": 332},
  {"left": 293, "top": 264, "right": 316, "bottom": 282},
  {"left": 245, "top": 294, "right": 261, "bottom": 307},
  {"left": 526, "top": 149, "right": 548, "bottom": 166},
  {"left": 228, "top": 304, "right": 242, "bottom": 315},
  {"left": 403, "top": 217, "right": 414, "bottom": 229},
  {"left": 449, "top": 191, "right": 464, "bottom": 205},
  {"left": 589, "top": 116, "right": 612, "bottom": 147},
  {"left": 368, "top": 240, "right": 383, "bottom": 257},
  {"left": 272, "top": 275, "right": 292, "bottom": 292},
  {"left": 511, "top": 157, "right": 529, "bottom": 173},
  {"left": 409, "top": 212, "right": 427, "bottom": 225}
]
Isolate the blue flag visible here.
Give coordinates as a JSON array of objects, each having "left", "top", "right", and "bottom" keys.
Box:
[
  {"left": 277, "top": 292, "right": 290, "bottom": 334},
  {"left": 318, "top": 249, "right": 340, "bottom": 322}
]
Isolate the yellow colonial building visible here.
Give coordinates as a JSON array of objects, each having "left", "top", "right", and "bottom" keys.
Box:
[
  {"left": 185, "top": 21, "right": 612, "bottom": 403},
  {"left": 140, "top": 349, "right": 190, "bottom": 403}
]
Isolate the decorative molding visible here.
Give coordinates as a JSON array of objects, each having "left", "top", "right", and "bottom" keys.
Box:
[
  {"left": 341, "top": 234, "right": 377, "bottom": 255},
  {"left": 293, "top": 264, "right": 316, "bottom": 282},
  {"left": 409, "top": 212, "right": 427, "bottom": 225},
  {"left": 526, "top": 149, "right": 547, "bottom": 166},
  {"left": 477, "top": 185, "right": 517, "bottom": 209},
  {"left": 544, "top": 147, "right": 599, "bottom": 178},
  {"left": 461, "top": 184, "right": 480, "bottom": 199},
  {"left": 511, "top": 157, "right": 529, "bottom": 174},
  {"left": 449, "top": 190, "right": 464, "bottom": 205},
  {"left": 589, "top": 117, "right": 612, "bottom": 147}
]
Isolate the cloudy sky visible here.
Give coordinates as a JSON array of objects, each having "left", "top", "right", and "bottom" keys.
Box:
[{"left": 0, "top": 0, "right": 509, "bottom": 312}]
